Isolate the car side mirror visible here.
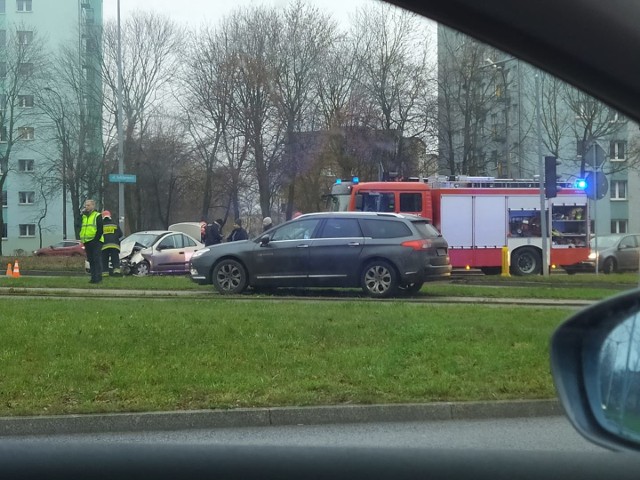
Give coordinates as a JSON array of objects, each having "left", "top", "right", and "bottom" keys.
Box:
[
  {"left": 551, "top": 289, "right": 640, "bottom": 452},
  {"left": 260, "top": 235, "right": 270, "bottom": 246}
]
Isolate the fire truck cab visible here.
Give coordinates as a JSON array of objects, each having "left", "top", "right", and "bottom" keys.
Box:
[{"left": 329, "top": 176, "right": 590, "bottom": 276}]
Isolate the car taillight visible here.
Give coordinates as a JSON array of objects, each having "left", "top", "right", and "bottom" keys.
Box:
[{"left": 401, "top": 239, "right": 432, "bottom": 250}]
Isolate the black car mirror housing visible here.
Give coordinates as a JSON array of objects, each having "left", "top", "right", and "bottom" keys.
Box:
[{"left": 551, "top": 288, "right": 640, "bottom": 452}]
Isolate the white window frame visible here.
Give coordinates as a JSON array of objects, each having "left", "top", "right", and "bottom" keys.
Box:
[
  {"left": 18, "top": 191, "right": 34, "bottom": 204},
  {"left": 17, "top": 94, "right": 33, "bottom": 108},
  {"left": 19, "top": 224, "right": 35, "bottom": 237},
  {"left": 18, "top": 126, "right": 34, "bottom": 140},
  {"left": 611, "top": 220, "right": 628, "bottom": 234},
  {"left": 18, "top": 159, "right": 34, "bottom": 172},
  {"left": 610, "top": 140, "right": 626, "bottom": 161},
  {"left": 16, "top": 0, "right": 32, "bottom": 13},
  {"left": 610, "top": 180, "right": 627, "bottom": 200}
]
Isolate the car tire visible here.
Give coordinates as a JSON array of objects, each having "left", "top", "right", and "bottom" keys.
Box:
[
  {"left": 213, "top": 259, "right": 247, "bottom": 294},
  {"left": 133, "top": 261, "right": 150, "bottom": 276},
  {"left": 511, "top": 247, "right": 542, "bottom": 276},
  {"left": 399, "top": 281, "right": 424, "bottom": 295},
  {"left": 361, "top": 260, "right": 398, "bottom": 298},
  {"left": 602, "top": 257, "right": 617, "bottom": 274}
]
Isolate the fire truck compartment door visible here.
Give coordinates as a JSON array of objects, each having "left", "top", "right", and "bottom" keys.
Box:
[{"left": 441, "top": 195, "right": 506, "bottom": 248}]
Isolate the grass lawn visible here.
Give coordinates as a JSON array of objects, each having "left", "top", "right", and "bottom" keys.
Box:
[{"left": 0, "top": 297, "right": 573, "bottom": 416}]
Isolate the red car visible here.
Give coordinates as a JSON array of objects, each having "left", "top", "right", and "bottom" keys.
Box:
[{"left": 33, "top": 240, "right": 85, "bottom": 257}]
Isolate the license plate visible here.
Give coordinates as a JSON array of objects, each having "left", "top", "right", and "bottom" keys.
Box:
[{"left": 437, "top": 248, "right": 447, "bottom": 256}]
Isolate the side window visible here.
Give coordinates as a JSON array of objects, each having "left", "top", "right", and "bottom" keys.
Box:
[
  {"left": 620, "top": 236, "right": 637, "bottom": 249},
  {"left": 183, "top": 235, "right": 197, "bottom": 247},
  {"left": 360, "top": 192, "right": 395, "bottom": 212},
  {"left": 317, "top": 218, "right": 362, "bottom": 238},
  {"left": 271, "top": 219, "right": 320, "bottom": 241},
  {"left": 158, "top": 235, "right": 177, "bottom": 249},
  {"left": 359, "top": 219, "right": 412, "bottom": 239},
  {"left": 399, "top": 193, "right": 422, "bottom": 213}
]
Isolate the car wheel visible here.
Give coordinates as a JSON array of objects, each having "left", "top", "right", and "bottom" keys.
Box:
[
  {"left": 213, "top": 259, "right": 247, "bottom": 294},
  {"left": 602, "top": 257, "right": 617, "bottom": 274},
  {"left": 511, "top": 247, "right": 542, "bottom": 276},
  {"left": 361, "top": 260, "right": 398, "bottom": 298},
  {"left": 133, "top": 261, "right": 150, "bottom": 276},
  {"left": 399, "top": 281, "right": 424, "bottom": 295}
]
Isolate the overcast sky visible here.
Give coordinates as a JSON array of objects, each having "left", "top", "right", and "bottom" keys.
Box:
[{"left": 102, "top": 0, "right": 376, "bottom": 28}]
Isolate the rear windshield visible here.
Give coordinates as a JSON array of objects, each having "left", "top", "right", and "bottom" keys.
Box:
[
  {"left": 412, "top": 221, "right": 441, "bottom": 239},
  {"left": 359, "top": 219, "right": 412, "bottom": 239}
]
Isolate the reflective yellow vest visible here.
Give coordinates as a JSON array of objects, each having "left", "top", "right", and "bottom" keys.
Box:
[{"left": 79, "top": 210, "right": 104, "bottom": 243}]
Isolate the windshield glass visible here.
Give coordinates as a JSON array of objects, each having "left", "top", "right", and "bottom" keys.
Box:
[
  {"left": 121, "top": 233, "right": 162, "bottom": 249},
  {"left": 594, "top": 236, "right": 623, "bottom": 249}
]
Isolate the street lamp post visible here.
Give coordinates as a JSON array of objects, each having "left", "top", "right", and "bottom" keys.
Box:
[{"left": 116, "top": 0, "right": 125, "bottom": 231}]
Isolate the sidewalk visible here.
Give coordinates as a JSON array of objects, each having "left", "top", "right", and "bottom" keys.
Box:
[{"left": 0, "top": 400, "right": 563, "bottom": 437}]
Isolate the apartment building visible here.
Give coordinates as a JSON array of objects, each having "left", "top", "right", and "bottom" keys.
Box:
[{"left": 0, "top": 0, "right": 102, "bottom": 255}]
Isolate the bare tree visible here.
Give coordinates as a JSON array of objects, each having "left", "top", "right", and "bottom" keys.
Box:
[
  {"left": 101, "top": 12, "right": 185, "bottom": 232},
  {"left": 271, "top": 0, "right": 337, "bottom": 219},
  {"left": 437, "top": 28, "right": 500, "bottom": 176},
  {"left": 38, "top": 41, "right": 103, "bottom": 239},
  {"left": 0, "top": 26, "right": 49, "bottom": 255}
]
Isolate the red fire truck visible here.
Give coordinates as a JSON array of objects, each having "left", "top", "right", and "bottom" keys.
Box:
[{"left": 329, "top": 176, "right": 590, "bottom": 275}]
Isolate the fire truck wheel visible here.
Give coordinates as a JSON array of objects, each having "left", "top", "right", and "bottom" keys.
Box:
[
  {"left": 361, "top": 260, "right": 399, "bottom": 298},
  {"left": 511, "top": 248, "right": 542, "bottom": 276},
  {"left": 213, "top": 259, "right": 247, "bottom": 294}
]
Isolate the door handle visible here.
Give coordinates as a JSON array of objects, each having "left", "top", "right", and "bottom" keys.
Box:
[
  {"left": 347, "top": 242, "right": 361, "bottom": 246},
  {"left": 297, "top": 244, "right": 309, "bottom": 248}
]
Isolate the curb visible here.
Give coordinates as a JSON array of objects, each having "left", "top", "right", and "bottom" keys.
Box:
[{"left": 0, "top": 400, "right": 563, "bottom": 437}]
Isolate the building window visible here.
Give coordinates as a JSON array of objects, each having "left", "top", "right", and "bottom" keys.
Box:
[
  {"left": 19, "top": 224, "right": 35, "bottom": 237},
  {"left": 0, "top": 0, "right": 5, "bottom": 14},
  {"left": 611, "top": 180, "right": 627, "bottom": 200},
  {"left": 17, "top": 126, "right": 34, "bottom": 140},
  {"left": 0, "top": 126, "right": 7, "bottom": 142},
  {"left": 611, "top": 220, "right": 628, "bottom": 234},
  {"left": 16, "top": 0, "right": 32, "bottom": 12},
  {"left": 610, "top": 141, "right": 626, "bottom": 161},
  {"left": 18, "top": 62, "right": 33, "bottom": 76},
  {"left": 18, "top": 159, "right": 34, "bottom": 172},
  {"left": 2, "top": 223, "right": 6, "bottom": 239},
  {"left": 17, "top": 30, "right": 32, "bottom": 45},
  {"left": 18, "top": 191, "right": 34, "bottom": 204},
  {"left": 17, "top": 95, "right": 33, "bottom": 107},
  {"left": 1, "top": 190, "right": 6, "bottom": 206}
]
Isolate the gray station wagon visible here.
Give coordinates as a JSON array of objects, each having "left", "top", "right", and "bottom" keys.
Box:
[{"left": 189, "top": 212, "right": 451, "bottom": 297}]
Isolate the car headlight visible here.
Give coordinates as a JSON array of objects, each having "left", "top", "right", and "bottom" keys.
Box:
[
  {"left": 191, "top": 248, "right": 210, "bottom": 259},
  {"left": 588, "top": 251, "right": 597, "bottom": 260}
]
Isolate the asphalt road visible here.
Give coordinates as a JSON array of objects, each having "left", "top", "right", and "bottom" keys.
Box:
[{"left": 4, "top": 417, "right": 603, "bottom": 452}]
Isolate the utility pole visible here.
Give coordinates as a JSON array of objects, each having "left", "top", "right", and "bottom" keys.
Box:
[{"left": 116, "top": 0, "right": 125, "bottom": 232}]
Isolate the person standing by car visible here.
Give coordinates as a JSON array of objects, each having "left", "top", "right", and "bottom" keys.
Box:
[
  {"left": 227, "top": 219, "right": 249, "bottom": 242},
  {"left": 204, "top": 218, "right": 223, "bottom": 246},
  {"left": 101, "top": 210, "right": 123, "bottom": 276},
  {"left": 262, "top": 216, "right": 273, "bottom": 232},
  {"left": 79, "top": 199, "right": 104, "bottom": 284}
]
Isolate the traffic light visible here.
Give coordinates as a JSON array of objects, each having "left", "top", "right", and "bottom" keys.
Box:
[{"left": 544, "top": 156, "right": 560, "bottom": 198}]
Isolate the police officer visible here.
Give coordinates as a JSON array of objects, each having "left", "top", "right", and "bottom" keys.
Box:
[
  {"left": 101, "top": 210, "right": 123, "bottom": 276},
  {"left": 79, "top": 199, "right": 104, "bottom": 284}
]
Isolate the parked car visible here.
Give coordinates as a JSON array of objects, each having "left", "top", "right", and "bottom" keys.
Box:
[
  {"left": 33, "top": 240, "right": 85, "bottom": 257},
  {"left": 567, "top": 234, "right": 640, "bottom": 274},
  {"left": 85, "top": 231, "right": 203, "bottom": 276},
  {"left": 190, "top": 212, "right": 451, "bottom": 297}
]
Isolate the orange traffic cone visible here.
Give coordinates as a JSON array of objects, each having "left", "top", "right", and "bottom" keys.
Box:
[
  {"left": 5, "top": 263, "right": 13, "bottom": 277},
  {"left": 12, "top": 260, "right": 20, "bottom": 278}
]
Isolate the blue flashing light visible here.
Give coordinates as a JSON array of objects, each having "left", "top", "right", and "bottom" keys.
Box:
[
  {"left": 575, "top": 179, "right": 587, "bottom": 190},
  {"left": 335, "top": 178, "right": 342, "bottom": 185},
  {"left": 352, "top": 176, "right": 359, "bottom": 184}
]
